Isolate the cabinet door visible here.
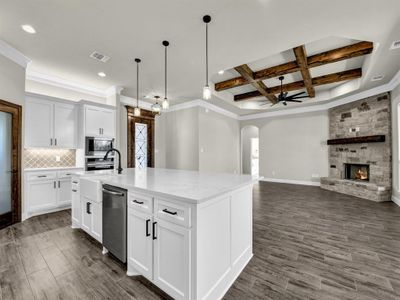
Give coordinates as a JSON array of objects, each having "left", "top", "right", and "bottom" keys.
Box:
[
  {"left": 27, "top": 180, "right": 57, "bottom": 213},
  {"left": 153, "top": 219, "right": 190, "bottom": 300},
  {"left": 81, "top": 200, "right": 92, "bottom": 234},
  {"left": 57, "top": 178, "right": 72, "bottom": 207},
  {"left": 128, "top": 208, "right": 153, "bottom": 280},
  {"left": 25, "top": 98, "right": 54, "bottom": 148},
  {"left": 54, "top": 103, "right": 77, "bottom": 148},
  {"left": 85, "top": 106, "right": 102, "bottom": 137},
  {"left": 91, "top": 202, "right": 102, "bottom": 243},
  {"left": 100, "top": 109, "right": 115, "bottom": 138},
  {"left": 71, "top": 190, "right": 80, "bottom": 226}
]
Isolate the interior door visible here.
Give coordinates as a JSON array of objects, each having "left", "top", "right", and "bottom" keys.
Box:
[
  {"left": 0, "top": 100, "right": 21, "bottom": 228},
  {"left": 54, "top": 103, "right": 77, "bottom": 148}
]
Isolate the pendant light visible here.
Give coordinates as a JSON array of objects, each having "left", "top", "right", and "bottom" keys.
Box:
[
  {"left": 134, "top": 58, "right": 141, "bottom": 117},
  {"left": 152, "top": 95, "right": 161, "bottom": 114},
  {"left": 202, "top": 15, "right": 212, "bottom": 100},
  {"left": 162, "top": 40, "right": 170, "bottom": 110}
]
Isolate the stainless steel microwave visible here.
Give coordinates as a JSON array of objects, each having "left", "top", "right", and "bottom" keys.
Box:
[{"left": 85, "top": 137, "right": 114, "bottom": 156}]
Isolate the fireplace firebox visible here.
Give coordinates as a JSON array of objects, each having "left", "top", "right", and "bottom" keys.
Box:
[{"left": 344, "top": 163, "right": 369, "bottom": 181}]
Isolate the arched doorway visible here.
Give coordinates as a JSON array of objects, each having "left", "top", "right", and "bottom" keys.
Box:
[{"left": 241, "top": 126, "right": 259, "bottom": 176}]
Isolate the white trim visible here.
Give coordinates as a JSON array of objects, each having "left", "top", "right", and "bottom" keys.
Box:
[
  {"left": 119, "top": 95, "right": 153, "bottom": 110},
  {"left": 106, "top": 85, "right": 124, "bottom": 97},
  {"left": 26, "top": 70, "right": 108, "bottom": 98},
  {"left": 0, "top": 39, "right": 31, "bottom": 68},
  {"left": 392, "top": 195, "right": 400, "bottom": 207},
  {"left": 260, "top": 177, "right": 321, "bottom": 187}
]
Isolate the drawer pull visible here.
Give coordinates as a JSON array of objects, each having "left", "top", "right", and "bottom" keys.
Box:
[
  {"left": 162, "top": 208, "right": 177, "bottom": 216},
  {"left": 66, "top": 173, "right": 72, "bottom": 176},
  {"left": 152, "top": 222, "right": 157, "bottom": 240},
  {"left": 146, "top": 219, "right": 151, "bottom": 237},
  {"left": 72, "top": 189, "right": 78, "bottom": 193},
  {"left": 133, "top": 200, "right": 144, "bottom": 205},
  {"left": 38, "top": 175, "right": 47, "bottom": 178},
  {"left": 72, "top": 181, "right": 78, "bottom": 184}
]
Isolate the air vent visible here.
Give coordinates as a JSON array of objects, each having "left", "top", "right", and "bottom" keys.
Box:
[
  {"left": 89, "top": 51, "right": 110, "bottom": 63},
  {"left": 390, "top": 40, "right": 400, "bottom": 50},
  {"left": 371, "top": 75, "right": 385, "bottom": 81}
]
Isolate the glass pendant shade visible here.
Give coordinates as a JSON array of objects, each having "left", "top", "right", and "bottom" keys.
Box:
[
  {"left": 152, "top": 102, "right": 161, "bottom": 113},
  {"left": 203, "top": 85, "right": 212, "bottom": 100},
  {"left": 162, "top": 98, "right": 169, "bottom": 110},
  {"left": 133, "top": 107, "right": 141, "bottom": 117}
]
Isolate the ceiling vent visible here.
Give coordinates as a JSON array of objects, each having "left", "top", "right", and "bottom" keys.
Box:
[
  {"left": 390, "top": 40, "right": 400, "bottom": 50},
  {"left": 371, "top": 75, "right": 385, "bottom": 81},
  {"left": 89, "top": 51, "right": 110, "bottom": 63}
]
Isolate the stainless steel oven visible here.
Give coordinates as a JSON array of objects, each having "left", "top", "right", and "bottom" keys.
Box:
[
  {"left": 85, "top": 137, "right": 114, "bottom": 156},
  {"left": 85, "top": 157, "right": 114, "bottom": 171}
]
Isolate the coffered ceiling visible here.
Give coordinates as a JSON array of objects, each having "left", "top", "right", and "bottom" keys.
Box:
[{"left": 0, "top": 0, "right": 399, "bottom": 115}]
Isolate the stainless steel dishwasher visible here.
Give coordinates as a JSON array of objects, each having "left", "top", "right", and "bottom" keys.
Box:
[{"left": 102, "top": 184, "right": 127, "bottom": 263}]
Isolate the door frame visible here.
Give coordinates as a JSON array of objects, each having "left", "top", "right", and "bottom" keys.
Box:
[
  {"left": 0, "top": 99, "right": 22, "bottom": 226},
  {"left": 126, "top": 107, "right": 156, "bottom": 168}
]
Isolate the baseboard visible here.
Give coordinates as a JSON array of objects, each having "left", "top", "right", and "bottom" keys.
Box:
[
  {"left": 392, "top": 195, "right": 400, "bottom": 207},
  {"left": 261, "top": 177, "right": 320, "bottom": 187}
]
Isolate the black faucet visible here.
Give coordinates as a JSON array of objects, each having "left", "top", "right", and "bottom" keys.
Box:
[{"left": 104, "top": 148, "right": 123, "bottom": 174}]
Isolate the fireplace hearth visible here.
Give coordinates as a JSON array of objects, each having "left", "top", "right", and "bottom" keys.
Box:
[{"left": 344, "top": 163, "right": 369, "bottom": 181}]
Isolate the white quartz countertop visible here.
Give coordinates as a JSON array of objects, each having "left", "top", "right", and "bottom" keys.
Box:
[
  {"left": 24, "top": 166, "right": 84, "bottom": 172},
  {"left": 75, "top": 168, "right": 258, "bottom": 203}
]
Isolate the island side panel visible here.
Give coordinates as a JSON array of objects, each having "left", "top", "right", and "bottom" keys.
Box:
[{"left": 195, "top": 184, "right": 253, "bottom": 300}]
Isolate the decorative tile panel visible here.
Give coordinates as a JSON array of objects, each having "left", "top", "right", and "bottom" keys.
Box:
[
  {"left": 24, "top": 149, "right": 76, "bottom": 168},
  {"left": 135, "top": 123, "right": 148, "bottom": 168}
]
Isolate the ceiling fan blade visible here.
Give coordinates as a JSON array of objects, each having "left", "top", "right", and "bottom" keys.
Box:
[
  {"left": 285, "top": 99, "right": 303, "bottom": 103},
  {"left": 289, "top": 96, "right": 310, "bottom": 100},
  {"left": 289, "top": 91, "right": 306, "bottom": 98}
]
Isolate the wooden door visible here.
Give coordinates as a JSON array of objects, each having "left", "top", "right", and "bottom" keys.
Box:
[
  {"left": 0, "top": 99, "right": 21, "bottom": 228},
  {"left": 126, "top": 107, "right": 156, "bottom": 168}
]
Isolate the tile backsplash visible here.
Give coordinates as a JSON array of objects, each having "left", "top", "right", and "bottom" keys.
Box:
[{"left": 24, "top": 149, "right": 76, "bottom": 168}]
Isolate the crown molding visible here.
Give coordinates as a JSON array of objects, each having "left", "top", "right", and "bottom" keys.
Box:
[
  {"left": 119, "top": 95, "right": 153, "bottom": 110},
  {"left": 26, "top": 70, "right": 108, "bottom": 98},
  {"left": 106, "top": 86, "right": 124, "bottom": 97},
  {"left": 0, "top": 39, "right": 31, "bottom": 68}
]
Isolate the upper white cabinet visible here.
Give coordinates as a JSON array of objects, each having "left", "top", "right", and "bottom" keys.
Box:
[
  {"left": 84, "top": 105, "right": 115, "bottom": 138},
  {"left": 25, "top": 96, "right": 77, "bottom": 149}
]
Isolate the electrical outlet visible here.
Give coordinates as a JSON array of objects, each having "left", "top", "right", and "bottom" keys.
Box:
[
  {"left": 55, "top": 156, "right": 61, "bottom": 162},
  {"left": 356, "top": 127, "right": 360, "bottom": 132}
]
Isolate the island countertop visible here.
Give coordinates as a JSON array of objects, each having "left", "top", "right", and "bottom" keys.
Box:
[{"left": 75, "top": 168, "right": 258, "bottom": 203}]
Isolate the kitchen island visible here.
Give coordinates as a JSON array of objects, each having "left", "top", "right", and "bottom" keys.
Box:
[{"left": 71, "top": 168, "right": 257, "bottom": 300}]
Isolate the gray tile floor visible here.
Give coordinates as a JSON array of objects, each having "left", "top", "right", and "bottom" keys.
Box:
[{"left": 1, "top": 182, "right": 400, "bottom": 299}]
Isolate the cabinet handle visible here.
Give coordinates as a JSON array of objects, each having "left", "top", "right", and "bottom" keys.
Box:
[
  {"left": 72, "top": 189, "right": 77, "bottom": 193},
  {"left": 38, "top": 175, "right": 47, "bottom": 178},
  {"left": 58, "top": 181, "right": 60, "bottom": 188},
  {"left": 133, "top": 200, "right": 144, "bottom": 205},
  {"left": 152, "top": 222, "right": 157, "bottom": 240},
  {"left": 72, "top": 181, "right": 78, "bottom": 184},
  {"left": 55, "top": 138, "right": 57, "bottom": 146},
  {"left": 86, "top": 202, "right": 91, "bottom": 214},
  {"left": 162, "top": 208, "right": 178, "bottom": 216},
  {"left": 54, "top": 181, "right": 56, "bottom": 189},
  {"left": 50, "top": 138, "right": 53, "bottom": 146},
  {"left": 66, "top": 173, "right": 72, "bottom": 176},
  {"left": 146, "top": 219, "right": 151, "bottom": 237}
]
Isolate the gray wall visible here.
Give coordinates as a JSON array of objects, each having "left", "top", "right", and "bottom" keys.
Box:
[
  {"left": 241, "top": 126, "right": 258, "bottom": 174},
  {"left": 241, "top": 111, "right": 329, "bottom": 183},
  {"left": 392, "top": 85, "right": 400, "bottom": 198},
  {"left": 198, "top": 108, "right": 240, "bottom": 173}
]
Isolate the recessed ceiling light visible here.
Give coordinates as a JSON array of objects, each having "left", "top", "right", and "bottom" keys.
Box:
[
  {"left": 98, "top": 72, "right": 106, "bottom": 77},
  {"left": 390, "top": 40, "right": 400, "bottom": 50},
  {"left": 371, "top": 75, "right": 384, "bottom": 81},
  {"left": 21, "top": 24, "right": 36, "bottom": 34},
  {"left": 218, "top": 70, "right": 224, "bottom": 75}
]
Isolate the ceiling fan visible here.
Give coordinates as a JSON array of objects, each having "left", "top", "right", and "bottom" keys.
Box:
[{"left": 261, "top": 76, "right": 310, "bottom": 106}]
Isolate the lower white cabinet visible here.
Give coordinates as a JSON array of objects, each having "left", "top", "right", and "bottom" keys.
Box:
[
  {"left": 24, "top": 168, "right": 83, "bottom": 219},
  {"left": 128, "top": 197, "right": 191, "bottom": 300},
  {"left": 71, "top": 184, "right": 80, "bottom": 227},
  {"left": 80, "top": 199, "right": 102, "bottom": 243}
]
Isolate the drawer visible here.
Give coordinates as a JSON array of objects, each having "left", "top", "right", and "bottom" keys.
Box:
[
  {"left": 128, "top": 192, "right": 153, "bottom": 214},
  {"left": 58, "top": 169, "right": 82, "bottom": 179},
  {"left": 71, "top": 177, "right": 80, "bottom": 186},
  {"left": 154, "top": 198, "right": 191, "bottom": 228},
  {"left": 27, "top": 171, "right": 57, "bottom": 181}
]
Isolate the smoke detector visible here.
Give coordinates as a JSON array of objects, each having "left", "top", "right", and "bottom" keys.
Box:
[
  {"left": 390, "top": 40, "right": 400, "bottom": 50},
  {"left": 90, "top": 51, "right": 110, "bottom": 63}
]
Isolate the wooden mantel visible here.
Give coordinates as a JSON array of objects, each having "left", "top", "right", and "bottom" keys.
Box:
[{"left": 327, "top": 135, "right": 385, "bottom": 145}]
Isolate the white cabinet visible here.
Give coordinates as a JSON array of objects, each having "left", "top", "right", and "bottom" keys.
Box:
[
  {"left": 24, "top": 168, "right": 83, "bottom": 219},
  {"left": 153, "top": 219, "right": 190, "bottom": 300},
  {"left": 81, "top": 200, "right": 92, "bottom": 233},
  {"left": 71, "top": 183, "right": 80, "bottom": 227},
  {"left": 80, "top": 199, "right": 102, "bottom": 243},
  {"left": 84, "top": 105, "right": 115, "bottom": 138},
  {"left": 25, "top": 96, "right": 77, "bottom": 148},
  {"left": 128, "top": 208, "right": 153, "bottom": 280},
  {"left": 27, "top": 180, "right": 57, "bottom": 213},
  {"left": 25, "top": 98, "right": 54, "bottom": 148}
]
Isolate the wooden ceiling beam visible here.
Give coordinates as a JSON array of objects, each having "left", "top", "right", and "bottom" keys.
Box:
[
  {"left": 293, "top": 45, "right": 315, "bottom": 98},
  {"left": 234, "top": 68, "right": 362, "bottom": 101},
  {"left": 234, "top": 64, "right": 278, "bottom": 103},
  {"left": 215, "top": 41, "right": 373, "bottom": 92}
]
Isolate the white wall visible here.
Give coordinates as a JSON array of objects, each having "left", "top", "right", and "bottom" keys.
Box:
[
  {"left": 391, "top": 85, "right": 400, "bottom": 199},
  {"left": 241, "top": 126, "right": 258, "bottom": 174},
  {"left": 241, "top": 111, "right": 329, "bottom": 183},
  {"left": 198, "top": 108, "right": 240, "bottom": 173}
]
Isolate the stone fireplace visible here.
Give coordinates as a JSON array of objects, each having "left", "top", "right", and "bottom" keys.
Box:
[{"left": 320, "top": 92, "right": 391, "bottom": 202}]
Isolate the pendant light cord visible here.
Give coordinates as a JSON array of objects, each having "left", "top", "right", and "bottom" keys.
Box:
[
  {"left": 165, "top": 45, "right": 167, "bottom": 100},
  {"left": 205, "top": 22, "right": 209, "bottom": 85},
  {"left": 136, "top": 61, "right": 139, "bottom": 108}
]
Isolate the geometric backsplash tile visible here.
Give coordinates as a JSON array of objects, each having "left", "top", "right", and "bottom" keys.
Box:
[{"left": 24, "top": 149, "right": 76, "bottom": 168}]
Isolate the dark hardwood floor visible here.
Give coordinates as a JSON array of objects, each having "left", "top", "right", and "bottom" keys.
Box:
[{"left": 1, "top": 182, "right": 400, "bottom": 299}]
